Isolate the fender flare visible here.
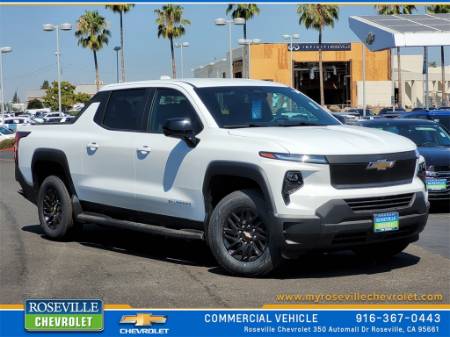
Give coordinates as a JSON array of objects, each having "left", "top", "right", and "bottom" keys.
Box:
[
  {"left": 31, "top": 148, "right": 77, "bottom": 196},
  {"left": 202, "top": 161, "right": 276, "bottom": 216}
]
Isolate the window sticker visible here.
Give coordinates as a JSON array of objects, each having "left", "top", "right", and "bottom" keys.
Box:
[{"left": 252, "top": 99, "right": 263, "bottom": 119}]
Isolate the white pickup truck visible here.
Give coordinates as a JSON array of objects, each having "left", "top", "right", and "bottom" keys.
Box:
[{"left": 15, "top": 79, "right": 429, "bottom": 276}]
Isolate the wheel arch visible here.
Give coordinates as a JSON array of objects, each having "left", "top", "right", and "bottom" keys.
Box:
[
  {"left": 31, "top": 148, "right": 77, "bottom": 196},
  {"left": 202, "top": 161, "right": 276, "bottom": 221}
]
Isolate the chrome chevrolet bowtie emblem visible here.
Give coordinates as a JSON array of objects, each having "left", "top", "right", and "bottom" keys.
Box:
[{"left": 366, "top": 159, "right": 396, "bottom": 171}]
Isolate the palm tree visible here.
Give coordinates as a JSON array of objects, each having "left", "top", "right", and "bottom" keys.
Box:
[
  {"left": 154, "top": 5, "right": 190, "bottom": 79},
  {"left": 297, "top": 5, "right": 339, "bottom": 106},
  {"left": 375, "top": 5, "right": 416, "bottom": 108},
  {"left": 75, "top": 10, "right": 110, "bottom": 91},
  {"left": 226, "top": 4, "right": 260, "bottom": 39},
  {"left": 427, "top": 5, "right": 450, "bottom": 106},
  {"left": 105, "top": 4, "right": 135, "bottom": 83}
]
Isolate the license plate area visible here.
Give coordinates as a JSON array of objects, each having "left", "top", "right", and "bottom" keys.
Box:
[
  {"left": 426, "top": 178, "right": 447, "bottom": 191},
  {"left": 373, "top": 211, "right": 399, "bottom": 233}
]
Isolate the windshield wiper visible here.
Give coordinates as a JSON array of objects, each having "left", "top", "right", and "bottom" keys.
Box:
[
  {"left": 222, "top": 123, "right": 266, "bottom": 129},
  {"left": 275, "top": 120, "right": 321, "bottom": 127}
]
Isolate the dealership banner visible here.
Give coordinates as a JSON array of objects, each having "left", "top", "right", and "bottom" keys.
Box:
[
  {"left": 287, "top": 43, "right": 352, "bottom": 51},
  {"left": 1, "top": 302, "right": 449, "bottom": 337}
]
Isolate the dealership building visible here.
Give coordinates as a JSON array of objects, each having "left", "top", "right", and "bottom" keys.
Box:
[{"left": 193, "top": 42, "right": 449, "bottom": 108}]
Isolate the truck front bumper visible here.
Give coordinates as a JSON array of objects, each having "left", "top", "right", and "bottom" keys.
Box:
[{"left": 277, "top": 192, "right": 429, "bottom": 257}]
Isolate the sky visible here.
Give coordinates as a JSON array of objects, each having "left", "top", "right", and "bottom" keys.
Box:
[{"left": 0, "top": 4, "right": 444, "bottom": 102}]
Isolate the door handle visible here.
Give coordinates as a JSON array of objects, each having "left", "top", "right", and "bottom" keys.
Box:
[
  {"left": 137, "top": 145, "right": 151, "bottom": 154},
  {"left": 87, "top": 142, "right": 99, "bottom": 150}
]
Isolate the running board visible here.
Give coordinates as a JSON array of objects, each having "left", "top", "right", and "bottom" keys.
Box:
[{"left": 76, "top": 213, "right": 204, "bottom": 240}]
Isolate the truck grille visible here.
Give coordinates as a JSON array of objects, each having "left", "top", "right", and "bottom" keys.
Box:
[
  {"left": 345, "top": 193, "right": 414, "bottom": 212},
  {"left": 327, "top": 151, "right": 417, "bottom": 189}
]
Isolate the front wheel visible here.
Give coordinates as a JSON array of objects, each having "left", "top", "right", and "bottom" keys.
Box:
[
  {"left": 207, "top": 189, "right": 282, "bottom": 276},
  {"left": 37, "top": 175, "right": 76, "bottom": 240}
]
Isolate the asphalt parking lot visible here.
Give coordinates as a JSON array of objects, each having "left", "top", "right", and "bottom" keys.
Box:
[{"left": 1, "top": 159, "right": 449, "bottom": 307}]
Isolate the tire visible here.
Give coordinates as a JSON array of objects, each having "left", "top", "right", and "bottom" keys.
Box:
[
  {"left": 37, "top": 175, "right": 76, "bottom": 240},
  {"left": 207, "top": 189, "right": 282, "bottom": 276},
  {"left": 353, "top": 241, "right": 409, "bottom": 259}
]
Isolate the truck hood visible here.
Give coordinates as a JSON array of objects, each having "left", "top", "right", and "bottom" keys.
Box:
[{"left": 228, "top": 125, "right": 417, "bottom": 155}]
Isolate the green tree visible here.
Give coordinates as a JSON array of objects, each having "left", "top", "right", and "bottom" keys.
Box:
[
  {"left": 43, "top": 81, "right": 77, "bottom": 111},
  {"left": 27, "top": 99, "right": 44, "bottom": 109},
  {"left": 75, "top": 10, "right": 111, "bottom": 91},
  {"left": 154, "top": 5, "right": 190, "bottom": 79},
  {"left": 297, "top": 5, "right": 339, "bottom": 106},
  {"left": 41, "top": 80, "right": 50, "bottom": 90},
  {"left": 105, "top": 4, "right": 135, "bottom": 82},
  {"left": 375, "top": 5, "right": 416, "bottom": 108},
  {"left": 75, "top": 92, "right": 91, "bottom": 104},
  {"left": 226, "top": 4, "right": 260, "bottom": 39},
  {"left": 427, "top": 5, "right": 450, "bottom": 105},
  {"left": 12, "top": 91, "right": 20, "bottom": 104}
]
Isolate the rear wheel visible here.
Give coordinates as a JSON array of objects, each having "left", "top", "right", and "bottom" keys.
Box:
[
  {"left": 207, "top": 189, "right": 282, "bottom": 276},
  {"left": 37, "top": 175, "right": 77, "bottom": 240},
  {"left": 353, "top": 241, "right": 409, "bottom": 259}
]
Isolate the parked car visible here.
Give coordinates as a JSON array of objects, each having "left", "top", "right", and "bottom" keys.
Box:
[
  {"left": 32, "top": 112, "right": 67, "bottom": 124},
  {"left": 359, "top": 118, "right": 450, "bottom": 202},
  {"left": 402, "top": 109, "right": 450, "bottom": 131},
  {"left": 0, "top": 126, "right": 15, "bottom": 142},
  {"left": 332, "top": 112, "right": 359, "bottom": 125},
  {"left": 345, "top": 108, "right": 373, "bottom": 117},
  {"left": 15, "top": 79, "right": 428, "bottom": 276},
  {"left": 378, "top": 107, "right": 407, "bottom": 118},
  {"left": 2, "top": 117, "right": 30, "bottom": 131}
]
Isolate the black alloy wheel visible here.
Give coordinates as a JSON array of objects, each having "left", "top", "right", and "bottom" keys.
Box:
[
  {"left": 42, "top": 187, "right": 62, "bottom": 229},
  {"left": 223, "top": 208, "right": 268, "bottom": 262},
  {"left": 37, "top": 175, "right": 76, "bottom": 240}
]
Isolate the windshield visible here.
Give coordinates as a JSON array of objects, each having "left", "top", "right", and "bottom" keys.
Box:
[
  {"left": 431, "top": 116, "right": 450, "bottom": 131},
  {"left": 372, "top": 124, "right": 450, "bottom": 147},
  {"left": 195, "top": 86, "right": 340, "bottom": 128}
]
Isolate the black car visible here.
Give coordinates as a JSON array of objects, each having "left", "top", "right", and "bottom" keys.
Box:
[
  {"left": 346, "top": 108, "right": 373, "bottom": 116},
  {"left": 359, "top": 118, "right": 450, "bottom": 202},
  {"left": 378, "top": 107, "right": 407, "bottom": 119}
]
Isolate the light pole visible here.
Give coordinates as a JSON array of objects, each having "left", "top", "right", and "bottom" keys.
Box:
[
  {"left": 214, "top": 17, "right": 245, "bottom": 79},
  {"left": 238, "top": 38, "right": 260, "bottom": 79},
  {"left": 362, "top": 44, "right": 366, "bottom": 117},
  {"left": 424, "top": 46, "right": 430, "bottom": 109},
  {"left": 175, "top": 42, "right": 189, "bottom": 79},
  {"left": 114, "top": 46, "right": 121, "bottom": 83},
  {"left": 0, "top": 46, "right": 12, "bottom": 122},
  {"left": 282, "top": 34, "right": 300, "bottom": 87},
  {"left": 43, "top": 23, "right": 72, "bottom": 113}
]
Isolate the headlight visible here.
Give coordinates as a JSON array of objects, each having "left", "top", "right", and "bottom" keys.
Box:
[
  {"left": 418, "top": 161, "right": 427, "bottom": 188},
  {"left": 426, "top": 165, "right": 437, "bottom": 177},
  {"left": 259, "top": 152, "right": 328, "bottom": 164}
]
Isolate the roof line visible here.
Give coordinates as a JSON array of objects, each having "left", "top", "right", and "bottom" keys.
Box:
[
  {"left": 392, "top": 14, "right": 441, "bottom": 32},
  {"left": 350, "top": 15, "right": 399, "bottom": 34}
]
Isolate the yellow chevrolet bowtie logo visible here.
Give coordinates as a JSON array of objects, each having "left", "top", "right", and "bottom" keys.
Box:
[{"left": 120, "top": 313, "right": 167, "bottom": 326}]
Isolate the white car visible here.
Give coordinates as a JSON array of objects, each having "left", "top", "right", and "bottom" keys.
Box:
[
  {"left": 2, "top": 117, "right": 30, "bottom": 131},
  {"left": 15, "top": 79, "right": 429, "bottom": 276},
  {"left": 32, "top": 112, "right": 67, "bottom": 124}
]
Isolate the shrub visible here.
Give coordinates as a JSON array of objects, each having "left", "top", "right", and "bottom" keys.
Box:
[{"left": 0, "top": 138, "right": 15, "bottom": 150}]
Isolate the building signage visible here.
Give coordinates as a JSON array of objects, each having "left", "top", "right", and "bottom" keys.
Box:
[{"left": 288, "top": 43, "right": 351, "bottom": 51}]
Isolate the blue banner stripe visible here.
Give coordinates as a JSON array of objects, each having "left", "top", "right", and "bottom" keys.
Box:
[{"left": 1, "top": 309, "right": 449, "bottom": 337}]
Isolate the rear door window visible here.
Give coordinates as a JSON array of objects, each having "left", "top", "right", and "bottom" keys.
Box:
[{"left": 101, "top": 89, "right": 150, "bottom": 132}]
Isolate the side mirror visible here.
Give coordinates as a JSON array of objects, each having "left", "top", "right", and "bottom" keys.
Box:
[{"left": 163, "top": 118, "right": 199, "bottom": 147}]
